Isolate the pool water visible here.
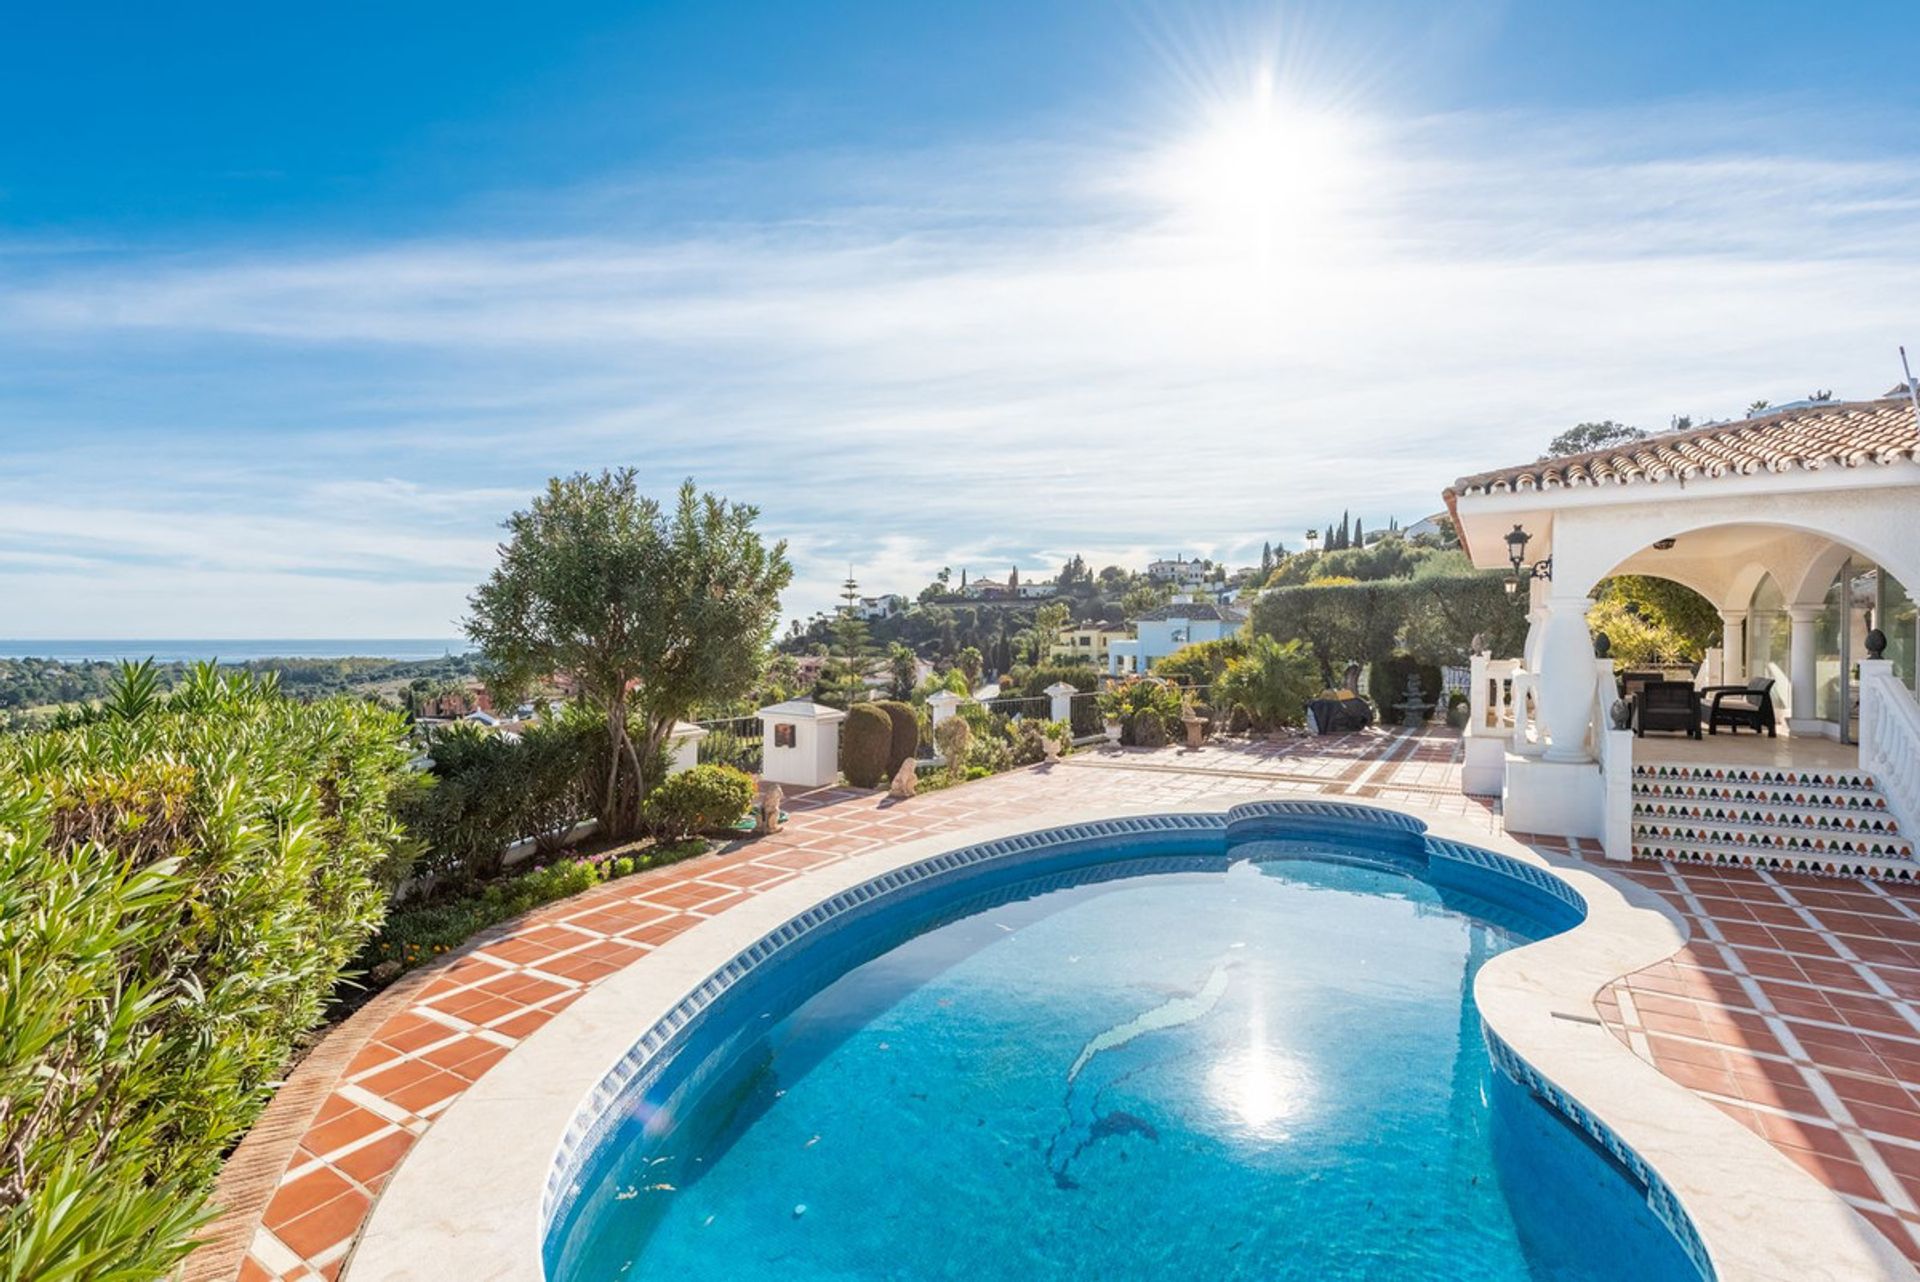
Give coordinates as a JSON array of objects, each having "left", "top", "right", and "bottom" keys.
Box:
[{"left": 552, "top": 848, "right": 1700, "bottom": 1281}]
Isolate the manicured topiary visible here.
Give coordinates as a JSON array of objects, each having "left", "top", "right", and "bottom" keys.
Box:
[
  {"left": 642, "top": 763, "right": 756, "bottom": 839},
  {"left": 841, "top": 703, "right": 894, "bottom": 787},
  {"left": 876, "top": 699, "right": 919, "bottom": 775}
]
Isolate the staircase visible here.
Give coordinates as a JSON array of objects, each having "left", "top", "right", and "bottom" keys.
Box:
[{"left": 1631, "top": 762, "right": 1917, "bottom": 880}]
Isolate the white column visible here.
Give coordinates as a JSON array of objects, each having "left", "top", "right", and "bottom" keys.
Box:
[
  {"left": 1787, "top": 605, "right": 1819, "bottom": 728},
  {"left": 928, "top": 690, "right": 963, "bottom": 727},
  {"left": 1043, "top": 682, "right": 1078, "bottom": 724},
  {"left": 1521, "top": 576, "right": 1549, "bottom": 672},
  {"left": 665, "top": 721, "right": 707, "bottom": 775},
  {"left": 1720, "top": 610, "right": 1748, "bottom": 684},
  {"left": 1536, "top": 592, "right": 1597, "bottom": 763}
]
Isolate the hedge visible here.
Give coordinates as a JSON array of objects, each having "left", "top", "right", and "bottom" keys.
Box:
[
  {"left": 1250, "top": 572, "right": 1526, "bottom": 686},
  {"left": 876, "top": 700, "right": 919, "bottom": 776},
  {"left": 841, "top": 703, "right": 894, "bottom": 787},
  {"left": 0, "top": 662, "right": 416, "bottom": 1278}
]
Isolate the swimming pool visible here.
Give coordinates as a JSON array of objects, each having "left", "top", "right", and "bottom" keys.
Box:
[{"left": 543, "top": 805, "right": 1706, "bottom": 1281}]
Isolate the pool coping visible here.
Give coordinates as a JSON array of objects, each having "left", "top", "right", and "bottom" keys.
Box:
[{"left": 343, "top": 795, "right": 1917, "bottom": 1282}]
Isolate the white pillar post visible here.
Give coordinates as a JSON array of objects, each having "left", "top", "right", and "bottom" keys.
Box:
[
  {"left": 1043, "top": 682, "right": 1077, "bottom": 725},
  {"left": 1787, "top": 605, "right": 1820, "bottom": 730},
  {"left": 1521, "top": 576, "right": 1549, "bottom": 673},
  {"left": 928, "top": 690, "right": 963, "bottom": 727},
  {"left": 1536, "top": 592, "right": 1597, "bottom": 763},
  {"left": 1859, "top": 659, "right": 1894, "bottom": 776},
  {"left": 665, "top": 721, "right": 707, "bottom": 776},
  {"left": 1720, "top": 610, "right": 1748, "bottom": 684}
]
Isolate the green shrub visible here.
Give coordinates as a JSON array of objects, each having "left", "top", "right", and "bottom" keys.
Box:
[
  {"left": 1368, "top": 653, "right": 1444, "bottom": 724},
  {"left": 934, "top": 715, "right": 973, "bottom": 778},
  {"left": 1150, "top": 637, "right": 1246, "bottom": 692},
  {"left": 402, "top": 714, "right": 595, "bottom": 886},
  {"left": 876, "top": 700, "right": 919, "bottom": 776},
  {"left": 840, "top": 703, "right": 894, "bottom": 787},
  {"left": 0, "top": 662, "right": 414, "bottom": 1277},
  {"left": 1010, "top": 718, "right": 1071, "bottom": 765},
  {"left": 1099, "top": 677, "right": 1181, "bottom": 746},
  {"left": 642, "top": 764, "right": 757, "bottom": 840},
  {"left": 1216, "top": 637, "right": 1320, "bottom": 732}
]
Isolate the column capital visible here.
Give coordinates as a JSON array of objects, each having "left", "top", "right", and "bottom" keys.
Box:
[{"left": 1787, "top": 604, "right": 1823, "bottom": 624}]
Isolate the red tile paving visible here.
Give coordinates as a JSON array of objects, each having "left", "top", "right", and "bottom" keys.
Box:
[
  {"left": 188, "top": 727, "right": 1918, "bottom": 1280},
  {"left": 1600, "top": 861, "right": 1920, "bottom": 1267}
]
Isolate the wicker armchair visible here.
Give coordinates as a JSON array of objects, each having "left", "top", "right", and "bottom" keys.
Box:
[
  {"left": 1704, "top": 678, "right": 1778, "bottom": 737},
  {"left": 1632, "top": 681, "right": 1701, "bottom": 738}
]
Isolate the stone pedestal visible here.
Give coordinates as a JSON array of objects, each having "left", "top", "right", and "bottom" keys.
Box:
[
  {"left": 1503, "top": 754, "right": 1604, "bottom": 841},
  {"left": 757, "top": 700, "right": 847, "bottom": 790}
]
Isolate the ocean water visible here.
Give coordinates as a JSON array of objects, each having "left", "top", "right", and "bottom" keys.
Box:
[
  {"left": 0, "top": 639, "right": 469, "bottom": 664},
  {"left": 553, "top": 855, "right": 1699, "bottom": 1282}
]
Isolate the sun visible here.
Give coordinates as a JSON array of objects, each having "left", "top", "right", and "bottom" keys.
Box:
[{"left": 1149, "top": 66, "right": 1364, "bottom": 262}]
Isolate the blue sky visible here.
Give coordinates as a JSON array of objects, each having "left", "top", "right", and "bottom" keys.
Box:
[{"left": 4, "top": 1, "right": 1919, "bottom": 636}]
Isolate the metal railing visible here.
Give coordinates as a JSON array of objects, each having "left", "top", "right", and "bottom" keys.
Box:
[{"left": 693, "top": 716, "right": 764, "bottom": 774}]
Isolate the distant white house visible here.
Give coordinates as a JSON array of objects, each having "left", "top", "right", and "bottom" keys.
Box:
[
  {"left": 1403, "top": 512, "right": 1451, "bottom": 542},
  {"left": 845, "top": 593, "right": 906, "bottom": 621},
  {"left": 1107, "top": 603, "right": 1246, "bottom": 675},
  {"left": 1147, "top": 556, "right": 1209, "bottom": 586},
  {"left": 1016, "top": 579, "right": 1058, "bottom": 598}
]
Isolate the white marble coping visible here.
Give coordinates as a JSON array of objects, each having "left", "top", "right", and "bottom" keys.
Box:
[{"left": 344, "top": 798, "right": 1918, "bottom": 1282}]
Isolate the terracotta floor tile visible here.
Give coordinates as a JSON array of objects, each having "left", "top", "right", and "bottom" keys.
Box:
[
  {"left": 329, "top": 1128, "right": 418, "bottom": 1191},
  {"left": 264, "top": 1166, "right": 355, "bottom": 1228},
  {"left": 271, "top": 1189, "right": 371, "bottom": 1260}
]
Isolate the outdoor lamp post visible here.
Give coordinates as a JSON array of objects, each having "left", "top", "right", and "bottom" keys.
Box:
[{"left": 1504, "top": 523, "right": 1552, "bottom": 595}]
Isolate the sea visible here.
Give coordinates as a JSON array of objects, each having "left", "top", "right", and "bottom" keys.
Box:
[{"left": 0, "top": 639, "right": 471, "bottom": 665}]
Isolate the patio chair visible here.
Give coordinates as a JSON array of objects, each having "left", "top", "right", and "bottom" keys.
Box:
[
  {"left": 1704, "top": 677, "right": 1778, "bottom": 737},
  {"left": 1631, "top": 681, "right": 1701, "bottom": 739},
  {"left": 1618, "top": 670, "right": 1664, "bottom": 704}
]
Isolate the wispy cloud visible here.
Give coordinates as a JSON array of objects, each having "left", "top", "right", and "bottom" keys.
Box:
[{"left": 4, "top": 101, "right": 1919, "bottom": 635}]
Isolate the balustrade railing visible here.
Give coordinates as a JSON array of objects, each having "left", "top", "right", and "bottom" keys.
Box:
[{"left": 1859, "top": 662, "right": 1920, "bottom": 854}]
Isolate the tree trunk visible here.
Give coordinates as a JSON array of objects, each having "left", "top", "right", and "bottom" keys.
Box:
[{"left": 605, "top": 695, "right": 634, "bottom": 839}]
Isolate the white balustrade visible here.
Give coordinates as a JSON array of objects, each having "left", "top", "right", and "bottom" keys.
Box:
[
  {"left": 1591, "top": 658, "right": 1633, "bottom": 861},
  {"left": 1859, "top": 661, "right": 1920, "bottom": 853}
]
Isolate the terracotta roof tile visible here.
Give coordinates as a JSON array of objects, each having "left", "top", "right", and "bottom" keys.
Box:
[{"left": 1448, "top": 396, "right": 1920, "bottom": 496}]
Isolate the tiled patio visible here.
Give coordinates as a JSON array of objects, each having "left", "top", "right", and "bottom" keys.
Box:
[
  {"left": 1599, "top": 863, "right": 1920, "bottom": 1264},
  {"left": 195, "top": 726, "right": 1920, "bottom": 1281}
]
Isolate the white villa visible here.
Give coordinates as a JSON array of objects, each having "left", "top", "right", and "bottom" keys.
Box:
[
  {"left": 1108, "top": 602, "right": 1246, "bottom": 675},
  {"left": 1447, "top": 393, "right": 1920, "bottom": 874},
  {"left": 1147, "top": 556, "right": 1210, "bottom": 586}
]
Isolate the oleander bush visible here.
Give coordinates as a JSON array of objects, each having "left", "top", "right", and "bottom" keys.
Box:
[
  {"left": 402, "top": 716, "right": 594, "bottom": 885},
  {"left": 641, "top": 763, "right": 756, "bottom": 840},
  {"left": 0, "top": 661, "right": 415, "bottom": 1279},
  {"left": 840, "top": 703, "right": 894, "bottom": 787}
]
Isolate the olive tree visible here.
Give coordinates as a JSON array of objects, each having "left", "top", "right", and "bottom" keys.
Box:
[{"left": 467, "top": 473, "right": 791, "bottom": 838}]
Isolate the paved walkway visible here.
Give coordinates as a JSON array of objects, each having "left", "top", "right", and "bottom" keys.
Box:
[
  {"left": 1599, "top": 862, "right": 1920, "bottom": 1266},
  {"left": 195, "top": 727, "right": 1920, "bottom": 1280}
]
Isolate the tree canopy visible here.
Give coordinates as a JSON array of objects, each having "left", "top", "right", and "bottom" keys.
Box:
[
  {"left": 467, "top": 472, "right": 791, "bottom": 837},
  {"left": 1540, "top": 420, "right": 1649, "bottom": 459}
]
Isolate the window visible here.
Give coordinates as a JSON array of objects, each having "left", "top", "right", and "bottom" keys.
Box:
[{"left": 773, "top": 723, "right": 797, "bottom": 749}]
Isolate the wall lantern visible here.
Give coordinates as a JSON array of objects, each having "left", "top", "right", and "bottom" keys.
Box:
[{"left": 1504, "top": 523, "right": 1553, "bottom": 595}]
